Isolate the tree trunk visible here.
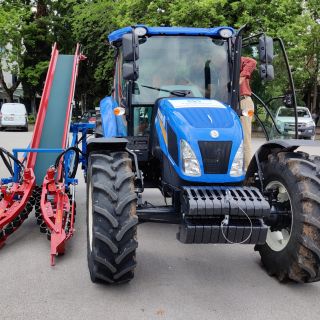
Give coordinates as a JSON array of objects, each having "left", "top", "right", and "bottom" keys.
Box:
[
  {"left": 0, "top": 68, "right": 21, "bottom": 103},
  {"left": 312, "top": 80, "right": 318, "bottom": 114}
]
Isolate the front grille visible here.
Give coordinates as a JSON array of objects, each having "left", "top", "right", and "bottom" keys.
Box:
[{"left": 198, "top": 141, "right": 232, "bottom": 174}]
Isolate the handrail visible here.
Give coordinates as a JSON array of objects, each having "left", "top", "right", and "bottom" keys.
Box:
[{"left": 27, "top": 43, "right": 59, "bottom": 170}]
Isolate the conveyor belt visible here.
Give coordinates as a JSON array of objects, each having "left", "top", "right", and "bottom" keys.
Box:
[{"left": 33, "top": 55, "right": 74, "bottom": 184}]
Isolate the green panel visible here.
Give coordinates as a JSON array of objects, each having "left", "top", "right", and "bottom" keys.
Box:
[{"left": 34, "top": 55, "right": 74, "bottom": 184}]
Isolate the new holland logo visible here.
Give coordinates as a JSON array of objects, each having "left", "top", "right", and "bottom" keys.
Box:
[{"left": 210, "top": 130, "right": 219, "bottom": 138}]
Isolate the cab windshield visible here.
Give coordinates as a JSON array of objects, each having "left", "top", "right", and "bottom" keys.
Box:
[{"left": 132, "top": 36, "right": 231, "bottom": 105}]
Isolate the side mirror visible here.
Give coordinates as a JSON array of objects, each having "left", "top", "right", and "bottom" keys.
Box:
[
  {"left": 259, "top": 35, "right": 274, "bottom": 63},
  {"left": 122, "top": 33, "right": 139, "bottom": 62},
  {"left": 123, "top": 62, "right": 139, "bottom": 81},
  {"left": 260, "top": 64, "right": 274, "bottom": 81},
  {"left": 283, "top": 92, "right": 293, "bottom": 107}
]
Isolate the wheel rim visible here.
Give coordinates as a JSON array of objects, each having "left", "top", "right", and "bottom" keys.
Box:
[
  {"left": 88, "top": 181, "right": 93, "bottom": 252},
  {"left": 265, "top": 180, "right": 293, "bottom": 252}
]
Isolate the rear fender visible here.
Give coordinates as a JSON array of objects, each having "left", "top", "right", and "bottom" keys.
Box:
[{"left": 87, "top": 138, "right": 128, "bottom": 154}]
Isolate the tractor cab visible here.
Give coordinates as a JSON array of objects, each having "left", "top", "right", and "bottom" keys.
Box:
[
  {"left": 106, "top": 25, "right": 299, "bottom": 141},
  {"left": 100, "top": 25, "right": 300, "bottom": 186}
]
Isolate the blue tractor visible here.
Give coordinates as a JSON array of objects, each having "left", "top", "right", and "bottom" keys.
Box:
[{"left": 85, "top": 25, "right": 320, "bottom": 284}]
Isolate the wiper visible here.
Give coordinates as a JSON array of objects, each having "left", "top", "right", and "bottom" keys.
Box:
[{"left": 141, "top": 85, "right": 190, "bottom": 97}]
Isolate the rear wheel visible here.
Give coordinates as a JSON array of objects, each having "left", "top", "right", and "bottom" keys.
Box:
[
  {"left": 87, "top": 151, "right": 138, "bottom": 284},
  {"left": 255, "top": 151, "right": 320, "bottom": 283}
]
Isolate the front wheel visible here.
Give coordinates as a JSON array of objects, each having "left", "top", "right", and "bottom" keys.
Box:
[
  {"left": 255, "top": 151, "right": 320, "bottom": 283},
  {"left": 87, "top": 151, "right": 138, "bottom": 284}
]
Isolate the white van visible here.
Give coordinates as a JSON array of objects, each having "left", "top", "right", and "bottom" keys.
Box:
[{"left": 0, "top": 103, "right": 28, "bottom": 131}]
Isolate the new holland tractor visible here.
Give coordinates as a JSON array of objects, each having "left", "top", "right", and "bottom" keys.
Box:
[{"left": 85, "top": 25, "right": 320, "bottom": 284}]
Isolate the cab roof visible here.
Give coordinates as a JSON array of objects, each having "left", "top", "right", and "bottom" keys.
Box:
[{"left": 108, "top": 25, "right": 235, "bottom": 43}]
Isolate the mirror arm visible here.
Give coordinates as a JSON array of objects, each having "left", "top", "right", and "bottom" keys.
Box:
[
  {"left": 273, "top": 37, "right": 298, "bottom": 139},
  {"left": 265, "top": 95, "right": 285, "bottom": 105},
  {"left": 242, "top": 33, "right": 265, "bottom": 43},
  {"left": 251, "top": 92, "right": 282, "bottom": 135}
]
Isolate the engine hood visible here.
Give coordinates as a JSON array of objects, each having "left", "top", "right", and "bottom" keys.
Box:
[
  {"left": 154, "top": 98, "right": 244, "bottom": 183},
  {"left": 157, "top": 98, "right": 242, "bottom": 141}
]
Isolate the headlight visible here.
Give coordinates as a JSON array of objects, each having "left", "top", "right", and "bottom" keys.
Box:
[
  {"left": 230, "top": 141, "right": 244, "bottom": 177},
  {"left": 219, "top": 28, "right": 233, "bottom": 38},
  {"left": 134, "top": 26, "right": 147, "bottom": 36},
  {"left": 306, "top": 121, "right": 315, "bottom": 127},
  {"left": 180, "top": 140, "right": 201, "bottom": 176}
]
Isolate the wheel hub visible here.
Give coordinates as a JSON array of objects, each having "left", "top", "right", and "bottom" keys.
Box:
[{"left": 265, "top": 180, "right": 293, "bottom": 251}]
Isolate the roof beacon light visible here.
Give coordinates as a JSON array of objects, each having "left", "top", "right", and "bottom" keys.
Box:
[
  {"left": 219, "top": 28, "right": 233, "bottom": 39},
  {"left": 134, "top": 26, "right": 147, "bottom": 37}
]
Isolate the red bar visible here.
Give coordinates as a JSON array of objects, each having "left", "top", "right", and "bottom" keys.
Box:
[
  {"left": 61, "top": 44, "right": 80, "bottom": 149},
  {"left": 27, "top": 44, "right": 59, "bottom": 170}
]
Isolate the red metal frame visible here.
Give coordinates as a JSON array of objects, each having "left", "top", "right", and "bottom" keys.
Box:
[
  {"left": 40, "top": 168, "right": 75, "bottom": 265},
  {"left": 0, "top": 43, "right": 81, "bottom": 265},
  {"left": 61, "top": 44, "right": 80, "bottom": 149},
  {"left": 39, "top": 45, "right": 81, "bottom": 265},
  {"left": 27, "top": 44, "right": 59, "bottom": 170},
  {"left": 0, "top": 169, "right": 35, "bottom": 247}
]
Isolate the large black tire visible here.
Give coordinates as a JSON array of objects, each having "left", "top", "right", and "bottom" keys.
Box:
[
  {"left": 87, "top": 151, "right": 138, "bottom": 284},
  {"left": 255, "top": 151, "right": 320, "bottom": 283}
]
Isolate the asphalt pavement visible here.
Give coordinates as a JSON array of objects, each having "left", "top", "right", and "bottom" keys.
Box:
[{"left": 1, "top": 129, "right": 320, "bottom": 320}]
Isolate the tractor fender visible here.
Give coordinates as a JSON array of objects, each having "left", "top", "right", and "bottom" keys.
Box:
[
  {"left": 87, "top": 138, "right": 128, "bottom": 154},
  {"left": 246, "top": 139, "right": 320, "bottom": 179}
]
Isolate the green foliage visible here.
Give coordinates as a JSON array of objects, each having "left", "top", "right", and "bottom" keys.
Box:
[{"left": 0, "top": 0, "right": 319, "bottom": 108}]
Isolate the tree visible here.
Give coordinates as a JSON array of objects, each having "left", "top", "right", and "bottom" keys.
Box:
[
  {"left": 21, "top": 0, "right": 75, "bottom": 113},
  {"left": 0, "top": 1, "right": 30, "bottom": 102}
]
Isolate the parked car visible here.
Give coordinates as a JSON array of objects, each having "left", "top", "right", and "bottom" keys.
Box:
[
  {"left": 272, "top": 106, "right": 316, "bottom": 140},
  {"left": 80, "top": 110, "right": 96, "bottom": 124},
  {"left": 0, "top": 103, "right": 28, "bottom": 131}
]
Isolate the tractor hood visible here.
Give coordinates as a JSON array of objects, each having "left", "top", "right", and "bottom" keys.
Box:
[{"left": 154, "top": 98, "right": 245, "bottom": 183}]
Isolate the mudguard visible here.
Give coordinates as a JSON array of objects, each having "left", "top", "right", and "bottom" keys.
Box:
[
  {"left": 246, "top": 139, "right": 320, "bottom": 179},
  {"left": 87, "top": 138, "right": 128, "bottom": 154}
]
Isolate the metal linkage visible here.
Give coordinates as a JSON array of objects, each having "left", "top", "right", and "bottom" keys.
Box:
[
  {"left": 40, "top": 167, "right": 76, "bottom": 266},
  {"left": 0, "top": 169, "right": 36, "bottom": 248}
]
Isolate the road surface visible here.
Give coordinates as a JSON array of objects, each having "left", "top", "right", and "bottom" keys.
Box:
[{"left": 0, "top": 130, "right": 320, "bottom": 320}]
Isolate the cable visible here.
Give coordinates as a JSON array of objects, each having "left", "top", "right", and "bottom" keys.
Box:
[{"left": 220, "top": 190, "right": 253, "bottom": 244}]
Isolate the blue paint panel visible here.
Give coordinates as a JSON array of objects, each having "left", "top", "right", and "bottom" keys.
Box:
[
  {"left": 155, "top": 98, "right": 244, "bottom": 183},
  {"left": 100, "top": 96, "right": 127, "bottom": 137},
  {"left": 108, "top": 25, "right": 235, "bottom": 42},
  {"left": 176, "top": 107, "right": 234, "bottom": 129}
]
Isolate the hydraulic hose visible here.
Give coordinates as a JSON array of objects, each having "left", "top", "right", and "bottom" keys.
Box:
[
  {"left": 54, "top": 146, "right": 84, "bottom": 180},
  {"left": 0, "top": 147, "right": 24, "bottom": 178}
]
